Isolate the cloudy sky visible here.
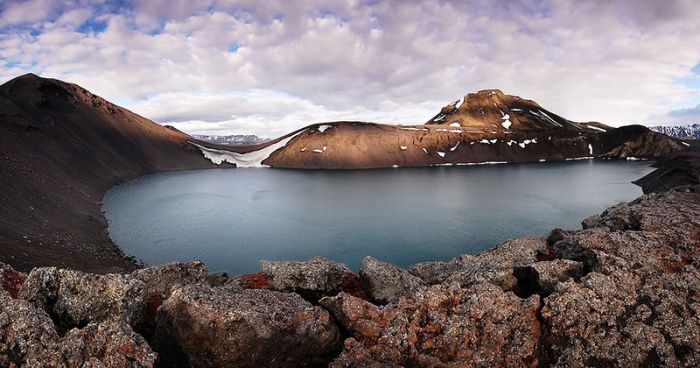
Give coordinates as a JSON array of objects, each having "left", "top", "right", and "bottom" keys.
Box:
[{"left": 1, "top": 0, "right": 699, "bottom": 137}]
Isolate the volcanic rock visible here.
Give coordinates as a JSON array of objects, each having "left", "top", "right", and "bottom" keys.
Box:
[
  {"left": 20, "top": 267, "right": 146, "bottom": 330},
  {"left": 323, "top": 282, "right": 541, "bottom": 367},
  {"left": 411, "top": 236, "right": 548, "bottom": 291},
  {"left": 153, "top": 284, "right": 341, "bottom": 368},
  {"left": 540, "top": 187, "right": 700, "bottom": 366},
  {"left": 1, "top": 262, "right": 25, "bottom": 299},
  {"left": 0, "top": 293, "right": 62, "bottom": 366},
  {"left": 359, "top": 256, "right": 425, "bottom": 304},
  {"left": 261, "top": 256, "right": 352, "bottom": 297},
  {"left": 60, "top": 321, "right": 156, "bottom": 367}
]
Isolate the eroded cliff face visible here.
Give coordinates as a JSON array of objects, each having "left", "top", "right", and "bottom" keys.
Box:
[
  {"left": 2, "top": 179, "right": 698, "bottom": 367},
  {"left": 196, "top": 90, "right": 687, "bottom": 169}
]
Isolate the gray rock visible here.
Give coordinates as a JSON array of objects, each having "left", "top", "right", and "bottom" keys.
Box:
[
  {"left": 132, "top": 261, "right": 208, "bottom": 302},
  {"left": 445, "top": 235, "right": 548, "bottom": 290},
  {"left": 61, "top": 320, "right": 157, "bottom": 367},
  {"left": 153, "top": 284, "right": 341, "bottom": 367},
  {"left": 20, "top": 267, "right": 146, "bottom": 329},
  {"left": 514, "top": 259, "right": 583, "bottom": 296},
  {"left": 360, "top": 256, "right": 424, "bottom": 304},
  {"left": 261, "top": 256, "right": 351, "bottom": 295},
  {"left": 0, "top": 293, "right": 63, "bottom": 367}
]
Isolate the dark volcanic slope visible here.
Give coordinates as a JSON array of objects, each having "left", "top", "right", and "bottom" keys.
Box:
[{"left": 0, "top": 74, "right": 216, "bottom": 272}]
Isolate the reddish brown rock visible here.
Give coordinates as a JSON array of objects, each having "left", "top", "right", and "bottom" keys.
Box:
[
  {"left": 153, "top": 284, "right": 341, "bottom": 368},
  {"left": 323, "top": 283, "right": 541, "bottom": 367},
  {"left": 1, "top": 262, "right": 25, "bottom": 299}
]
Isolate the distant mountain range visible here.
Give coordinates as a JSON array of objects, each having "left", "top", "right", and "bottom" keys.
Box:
[
  {"left": 650, "top": 124, "right": 700, "bottom": 139},
  {"left": 192, "top": 134, "right": 269, "bottom": 145}
]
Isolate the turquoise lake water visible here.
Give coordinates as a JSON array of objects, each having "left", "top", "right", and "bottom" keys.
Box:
[{"left": 103, "top": 161, "right": 653, "bottom": 274}]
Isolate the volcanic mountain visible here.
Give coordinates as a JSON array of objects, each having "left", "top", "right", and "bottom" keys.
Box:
[
  {"left": 0, "top": 74, "right": 216, "bottom": 272},
  {"left": 196, "top": 89, "right": 687, "bottom": 169}
]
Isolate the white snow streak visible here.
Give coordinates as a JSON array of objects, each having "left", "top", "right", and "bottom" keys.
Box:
[{"left": 191, "top": 130, "right": 304, "bottom": 167}]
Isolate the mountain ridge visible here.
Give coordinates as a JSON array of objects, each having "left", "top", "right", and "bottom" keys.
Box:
[{"left": 0, "top": 73, "right": 218, "bottom": 272}]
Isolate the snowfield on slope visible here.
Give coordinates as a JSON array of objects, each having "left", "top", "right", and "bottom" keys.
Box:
[{"left": 191, "top": 130, "right": 305, "bottom": 167}]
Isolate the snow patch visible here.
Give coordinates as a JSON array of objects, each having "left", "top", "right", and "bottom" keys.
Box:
[
  {"left": 530, "top": 110, "right": 562, "bottom": 127},
  {"left": 586, "top": 125, "right": 607, "bottom": 132},
  {"left": 450, "top": 122, "right": 461, "bottom": 128},
  {"left": 588, "top": 143, "right": 593, "bottom": 155},
  {"left": 317, "top": 124, "right": 332, "bottom": 133},
  {"left": 499, "top": 110, "right": 512, "bottom": 129},
  {"left": 190, "top": 130, "right": 304, "bottom": 167},
  {"left": 437, "top": 151, "right": 445, "bottom": 157},
  {"left": 400, "top": 145, "right": 408, "bottom": 150},
  {"left": 312, "top": 149, "right": 323, "bottom": 153},
  {"left": 539, "top": 159, "right": 546, "bottom": 162},
  {"left": 450, "top": 141, "right": 460, "bottom": 151},
  {"left": 399, "top": 127, "right": 429, "bottom": 132},
  {"left": 422, "top": 148, "right": 429, "bottom": 154},
  {"left": 455, "top": 161, "right": 508, "bottom": 166},
  {"left": 682, "top": 142, "right": 691, "bottom": 147},
  {"left": 433, "top": 114, "right": 447, "bottom": 122},
  {"left": 455, "top": 97, "right": 465, "bottom": 109}
]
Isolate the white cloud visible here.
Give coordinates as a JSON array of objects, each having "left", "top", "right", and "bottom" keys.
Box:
[{"left": 1, "top": 0, "right": 700, "bottom": 136}]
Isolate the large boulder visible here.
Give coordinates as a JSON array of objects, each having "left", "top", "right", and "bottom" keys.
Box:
[
  {"left": 153, "top": 284, "right": 341, "bottom": 368},
  {"left": 0, "top": 293, "right": 63, "bottom": 367},
  {"left": 322, "top": 282, "right": 541, "bottom": 367},
  {"left": 360, "top": 256, "right": 424, "bottom": 304},
  {"left": 61, "top": 321, "right": 157, "bottom": 367},
  {"left": 132, "top": 261, "right": 208, "bottom": 302},
  {"left": 261, "top": 256, "right": 353, "bottom": 297},
  {"left": 19, "top": 267, "right": 146, "bottom": 330},
  {"left": 132, "top": 261, "right": 208, "bottom": 333}
]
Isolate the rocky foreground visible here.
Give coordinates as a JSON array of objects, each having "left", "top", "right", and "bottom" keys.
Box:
[{"left": 1, "top": 181, "right": 698, "bottom": 367}]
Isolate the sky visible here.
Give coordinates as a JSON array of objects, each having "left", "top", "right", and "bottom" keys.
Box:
[{"left": 1, "top": 0, "right": 700, "bottom": 137}]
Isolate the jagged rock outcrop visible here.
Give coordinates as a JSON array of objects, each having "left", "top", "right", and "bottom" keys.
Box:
[{"left": 153, "top": 284, "right": 341, "bottom": 368}]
